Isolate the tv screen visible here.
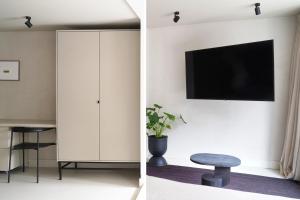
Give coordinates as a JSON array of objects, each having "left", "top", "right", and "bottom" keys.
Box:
[{"left": 185, "top": 40, "right": 274, "bottom": 101}]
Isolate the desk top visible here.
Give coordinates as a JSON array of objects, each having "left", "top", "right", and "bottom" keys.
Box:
[{"left": 0, "top": 119, "right": 56, "bottom": 128}]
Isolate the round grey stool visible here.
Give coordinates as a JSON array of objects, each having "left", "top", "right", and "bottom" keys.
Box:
[{"left": 190, "top": 153, "right": 241, "bottom": 187}]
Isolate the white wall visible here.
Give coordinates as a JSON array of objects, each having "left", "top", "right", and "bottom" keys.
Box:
[
  {"left": 0, "top": 31, "right": 56, "bottom": 167},
  {"left": 147, "top": 16, "right": 296, "bottom": 169},
  {"left": 126, "top": 0, "right": 147, "bottom": 189}
]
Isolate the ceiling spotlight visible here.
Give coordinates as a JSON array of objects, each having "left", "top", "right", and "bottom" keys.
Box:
[
  {"left": 25, "top": 16, "right": 32, "bottom": 28},
  {"left": 255, "top": 3, "right": 261, "bottom": 15},
  {"left": 173, "top": 11, "right": 180, "bottom": 23}
]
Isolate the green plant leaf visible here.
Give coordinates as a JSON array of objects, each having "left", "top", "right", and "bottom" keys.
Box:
[
  {"left": 164, "top": 112, "right": 176, "bottom": 121},
  {"left": 154, "top": 104, "right": 162, "bottom": 109},
  {"left": 146, "top": 123, "right": 152, "bottom": 129},
  {"left": 146, "top": 104, "right": 186, "bottom": 136},
  {"left": 159, "top": 122, "right": 165, "bottom": 127},
  {"left": 148, "top": 112, "right": 159, "bottom": 125},
  {"left": 146, "top": 111, "right": 152, "bottom": 116}
]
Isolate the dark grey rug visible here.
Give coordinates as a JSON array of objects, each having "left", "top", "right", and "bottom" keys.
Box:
[{"left": 147, "top": 165, "right": 300, "bottom": 199}]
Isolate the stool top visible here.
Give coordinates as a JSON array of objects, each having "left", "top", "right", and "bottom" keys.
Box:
[{"left": 190, "top": 153, "right": 241, "bottom": 167}]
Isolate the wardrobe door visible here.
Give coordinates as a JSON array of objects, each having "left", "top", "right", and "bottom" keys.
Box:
[
  {"left": 57, "top": 31, "right": 100, "bottom": 161},
  {"left": 99, "top": 31, "right": 140, "bottom": 161}
]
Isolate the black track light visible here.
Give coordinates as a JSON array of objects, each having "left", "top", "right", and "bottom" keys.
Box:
[
  {"left": 25, "top": 16, "right": 32, "bottom": 28},
  {"left": 173, "top": 11, "right": 180, "bottom": 23},
  {"left": 255, "top": 3, "right": 261, "bottom": 15}
]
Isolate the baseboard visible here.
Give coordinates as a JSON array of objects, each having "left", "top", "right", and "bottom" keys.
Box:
[{"left": 243, "top": 160, "right": 280, "bottom": 170}]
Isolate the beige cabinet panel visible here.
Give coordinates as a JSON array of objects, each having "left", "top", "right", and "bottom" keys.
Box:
[
  {"left": 57, "top": 31, "right": 100, "bottom": 161},
  {"left": 99, "top": 31, "right": 140, "bottom": 161}
]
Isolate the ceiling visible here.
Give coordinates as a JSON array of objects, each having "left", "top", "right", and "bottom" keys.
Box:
[
  {"left": 0, "top": 0, "right": 139, "bottom": 31},
  {"left": 148, "top": 0, "right": 300, "bottom": 28}
]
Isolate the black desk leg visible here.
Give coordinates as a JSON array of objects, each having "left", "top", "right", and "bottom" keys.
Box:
[
  {"left": 8, "top": 130, "right": 13, "bottom": 183},
  {"left": 36, "top": 132, "right": 39, "bottom": 183},
  {"left": 22, "top": 132, "right": 25, "bottom": 172},
  {"left": 58, "top": 162, "right": 62, "bottom": 180}
]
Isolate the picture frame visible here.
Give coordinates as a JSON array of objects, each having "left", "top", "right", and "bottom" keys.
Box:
[{"left": 0, "top": 60, "right": 20, "bottom": 81}]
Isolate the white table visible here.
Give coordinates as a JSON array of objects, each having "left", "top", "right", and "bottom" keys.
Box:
[
  {"left": 0, "top": 119, "right": 56, "bottom": 128},
  {"left": 0, "top": 119, "right": 56, "bottom": 183}
]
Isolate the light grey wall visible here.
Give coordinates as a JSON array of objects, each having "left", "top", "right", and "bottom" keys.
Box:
[
  {"left": 147, "top": 16, "right": 296, "bottom": 169},
  {"left": 0, "top": 31, "right": 56, "bottom": 166}
]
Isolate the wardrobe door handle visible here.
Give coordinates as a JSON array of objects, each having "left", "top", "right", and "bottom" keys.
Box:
[{"left": 97, "top": 100, "right": 100, "bottom": 104}]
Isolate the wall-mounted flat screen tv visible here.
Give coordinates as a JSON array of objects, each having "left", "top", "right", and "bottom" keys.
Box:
[{"left": 185, "top": 40, "right": 274, "bottom": 101}]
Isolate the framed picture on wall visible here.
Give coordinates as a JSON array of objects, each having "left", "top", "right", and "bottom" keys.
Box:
[{"left": 0, "top": 60, "right": 20, "bottom": 81}]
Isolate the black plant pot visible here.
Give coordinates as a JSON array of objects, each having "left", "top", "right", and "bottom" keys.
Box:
[{"left": 148, "top": 135, "right": 168, "bottom": 167}]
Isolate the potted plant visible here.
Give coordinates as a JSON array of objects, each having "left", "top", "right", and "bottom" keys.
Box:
[{"left": 146, "top": 104, "right": 186, "bottom": 166}]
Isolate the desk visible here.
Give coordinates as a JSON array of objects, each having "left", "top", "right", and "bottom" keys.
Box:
[{"left": 0, "top": 119, "right": 56, "bottom": 183}]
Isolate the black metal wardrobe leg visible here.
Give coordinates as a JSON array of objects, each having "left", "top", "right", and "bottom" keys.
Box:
[
  {"left": 22, "top": 132, "right": 25, "bottom": 172},
  {"left": 36, "top": 132, "right": 39, "bottom": 183},
  {"left": 58, "top": 162, "right": 62, "bottom": 180},
  {"left": 8, "top": 130, "right": 13, "bottom": 183}
]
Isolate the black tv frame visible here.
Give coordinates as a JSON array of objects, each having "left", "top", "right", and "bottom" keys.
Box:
[{"left": 185, "top": 40, "right": 275, "bottom": 101}]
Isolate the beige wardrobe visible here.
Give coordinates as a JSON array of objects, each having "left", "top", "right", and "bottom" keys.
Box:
[{"left": 56, "top": 30, "right": 140, "bottom": 163}]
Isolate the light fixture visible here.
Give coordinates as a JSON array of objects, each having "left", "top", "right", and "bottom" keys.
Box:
[
  {"left": 255, "top": 3, "right": 261, "bottom": 15},
  {"left": 173, "top": 11, "right": 180, "bottom": 23},
  {"left": 25, "top": 16, "right": 32, "bottom": 28}
]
